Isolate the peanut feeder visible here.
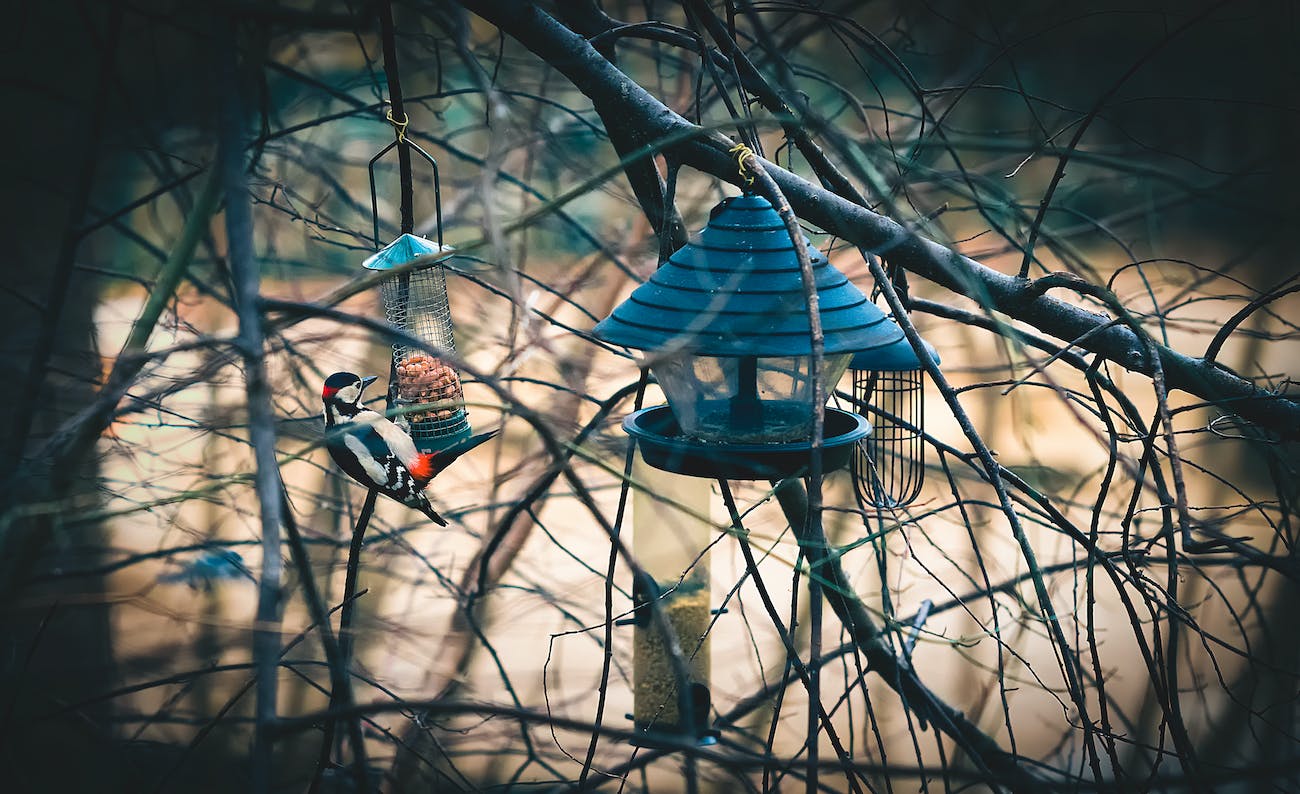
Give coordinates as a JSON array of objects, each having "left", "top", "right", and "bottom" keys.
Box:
[{"left": 362, "top": 233, "right": 473, "bottom": 453}]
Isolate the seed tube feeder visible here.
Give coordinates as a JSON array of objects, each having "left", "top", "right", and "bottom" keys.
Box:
[
  {"left": 593, "top": 194, "right": 905, "bottom": 480},
  {"left": 849, "top": 334, "right": 939, "bottom": 508},
  {"left": 629, "top": 457, "right": 715, "bottom": 744},
  {"left": 594, "top": 194, "right": 905, "bottom": 746},
  {"left": 362, "top": 234, "right": 472, "bottom": 453}
]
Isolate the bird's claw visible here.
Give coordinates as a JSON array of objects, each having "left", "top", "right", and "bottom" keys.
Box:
[{"left": 390, "top": 398, "right": 414, "bottom": 432}]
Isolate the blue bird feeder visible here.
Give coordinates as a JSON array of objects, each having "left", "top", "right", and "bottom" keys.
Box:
[
  {"left": 594, "top": 194, "right": 905, "bottom": 479},
  {"left": 363, "top": 233, "right": 473, "bottom": 453},
  {"left": 848, "top": 331, "right": 939, "bottom": 508}
]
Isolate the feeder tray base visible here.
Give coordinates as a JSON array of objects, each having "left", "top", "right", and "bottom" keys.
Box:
[
  {"left": 628, "top": 724, "right": 720, "bottom": 749},
  {"left": 411, "top": 423, "right": 472, "bottom": 455},
  {"left": 623, "top": 406, "right": 870, "bottom": 480}
]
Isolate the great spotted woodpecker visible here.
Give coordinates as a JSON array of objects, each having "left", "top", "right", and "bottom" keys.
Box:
[{"left": 321, "top": 371, "right": 496, "bottom": 526}]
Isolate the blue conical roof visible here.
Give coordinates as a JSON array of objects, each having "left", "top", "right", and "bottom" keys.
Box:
[
  {"left": 850, "top": 334, "right": 940, "bottom": 371},
  {"left": 592, "top": 195, "right": 903, "bottom": 356},
  {"left": 362, "top": 233, "right": 454, "bottom": 270}
]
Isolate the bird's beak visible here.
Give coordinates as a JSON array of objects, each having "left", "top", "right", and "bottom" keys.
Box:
[{"left": 360, "top": 376, "right": 378, "bottom": 391}]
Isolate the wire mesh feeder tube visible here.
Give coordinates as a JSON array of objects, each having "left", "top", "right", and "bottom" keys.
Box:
[
  {"left": 852, "top": 367, "right": 925, "bottom": 508},
  {"left": 630, "top": 455, "right": 715, "bottom": 744},
  {"left": 848, "top": 334, "right": 938, "bottom": 509},
  {"left": 363, "top": 234, "right": 471, "bottom": 453}
]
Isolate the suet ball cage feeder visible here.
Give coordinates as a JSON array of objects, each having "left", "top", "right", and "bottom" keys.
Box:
[{"left": 848, "top": 333, "right": 938, "bottom": 508}]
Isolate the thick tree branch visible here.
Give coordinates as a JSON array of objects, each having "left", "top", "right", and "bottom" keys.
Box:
[
  {"left": 770, "top": 479, "right": 1044, "bottom": 792},
  {"left": 217, "top": 18, "right": 284, "bottom": 790}
]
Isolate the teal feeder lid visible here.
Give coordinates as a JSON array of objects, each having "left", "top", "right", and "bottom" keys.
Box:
[
  {"left": 593, "top": 194, "right": 902, "bottom": 357},
  {"left": 363, "top": 234, "right": 470, "bottom": 454},
  {"left": 850, "top": 334, "right": 940, "bottom": 372},
  {"left": 362, "top": 232, "right": 454, "bottom": 271},
  {"left": 594, "top": 194, "right": 896, "bottom": 476}
]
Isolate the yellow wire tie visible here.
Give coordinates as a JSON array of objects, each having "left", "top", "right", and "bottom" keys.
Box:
[
  {"left": 728, "top": 143, "right": 757, "bottom": 186},
  {"left": 386, "top": 108, "right": 409, "bottom": 143}
]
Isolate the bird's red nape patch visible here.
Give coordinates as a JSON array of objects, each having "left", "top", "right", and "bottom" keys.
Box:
[
  {"left": 409, "top": 452, "right": 437, "bottom": 483},
  {"left": 322, "top": 386, "right": 340, "bottom": 399}
]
